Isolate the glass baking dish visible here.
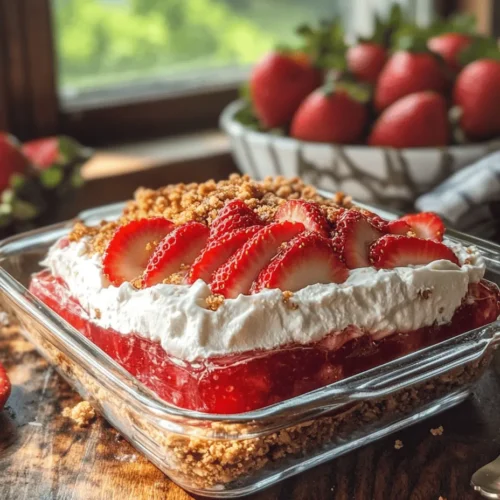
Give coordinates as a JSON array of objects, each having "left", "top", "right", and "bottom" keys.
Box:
[{"left": 1, "top": 200, "right": 500, "bottom": 498}]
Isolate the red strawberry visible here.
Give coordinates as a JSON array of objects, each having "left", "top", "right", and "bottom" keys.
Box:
[
  {"left": 374, "top": 51, "right": 447, "bottom": 112},
  {"left": 453, "top": 59, "right": 500, "bottom": 141},
  {"left": 333, "top": 210, "right": 383, "bottom": 268},
  {"left": 362, "top": 210, "right": 412, "bottom": 236},
  {"left": 250, "top": 51, "right": 322, "bottom": 128},
  {"left": 103, "top": 218, "right": 175, "bottom": 286},
  {"left": 290, "top": 84, "right": 368, "bottom": 144},
  {"left": 187, "top": 226, "right": 261, "bottom": 284},
  {"left": 370, "top": 235, "right": 459, "bottom": 269},
  {"left": 22, "top": 137, "right": 59, "bottom": 169},
  {"left": 369, "top": 91, "right": 449, "bottom": 148},
  {"left": 0, "top": 362, "right": 11, "bottom": 410},
  {"left": 347, "top": 42, "right": 387, "bottom": 84},
  {"left": 251, "top": 232, "right": 348, "bottom": 293},
  {"left": 274, "top": 199, "right": 330, "bottom": 237},
  {"left": 210, "top": 199, "right": 263, "bottom": 238},
  {"left": 210, "top": 221, "right": 304, "bottom": 298},
  {"left": 142, "top": 221, "right": 209, "bottom": 287},
  {"left": 385, "top": 219, "right": 413, "bottom": 236},
  {"left": 0, "top": 133, "right": 29, "bottom": 192},
  {"left": 399, "top": 212, "right": 445, "bottom": 241},
  {"left": 427, "top": 33, "right": 471, "bottom": 73},
  {"left": 22, "top": 136, "right": 85, "bottom": 170}
]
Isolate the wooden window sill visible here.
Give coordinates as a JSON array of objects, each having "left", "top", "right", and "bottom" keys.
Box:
[
  {"left": 66, "top": 130, "right": 238, "bottom": 216},
  {"left": 82, "top": 129, "right": 231, "bottom": 180}
]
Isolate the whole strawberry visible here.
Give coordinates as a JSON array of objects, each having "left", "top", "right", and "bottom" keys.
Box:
[
  {"left": 22, "top": 136, "right": 88, "bottom": 171},
  {"left": 0, "top": 362, "right": 11, "bottom": 410},
  {"left": 0, "top": 133, "right": 29, "bottom": 193},
  {"left": 369, "top": 91, "right": 449, "bottom": 148},
  {"left": 250, "top": 51, "right": 322, "bottom": 128},
  {"left": 453, "top": 59, "right": 500, "bottom": 141},
  {"left": 374, "top": 49, "right": 447, "bottom": 112},
  {"left": 290, "top": 83, "right": 368, "bottom": 144},
  {"left": 427, "top": 32, "right": 471, "bottom": 73},
  {"left": 347, "top": 42, "right": 387, "bottom": 84}
]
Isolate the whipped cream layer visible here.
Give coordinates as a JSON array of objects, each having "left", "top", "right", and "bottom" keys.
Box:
[{"left": 42, "top": 238, "right": 485, "bottom": 361}]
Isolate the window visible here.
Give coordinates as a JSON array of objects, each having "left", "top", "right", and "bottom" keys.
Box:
[
  {"left": 0, "top": 0, "right": 473, "bottom": 146},
  {"left": 52, "top": 0, "right": 349, "bottom": 108}
]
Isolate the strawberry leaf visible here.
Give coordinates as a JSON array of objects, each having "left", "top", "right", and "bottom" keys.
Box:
[
  {"left": 297, "top": 18, "right": 347, "bottom": 70},
  {"left": 458, "top": 35, "right": 500, "bottom": 65},
  {"left": 40, "top": 166, "right": 64, "bottom": 189},
  {"left": 393, "top": 29, "right": 430, "bottom": 53},
  {"left": 330, "top": 80, "right": 372, "bottom": 104},
  {"left": 427, "top": 13, "right": 477, "bottom": 37}
]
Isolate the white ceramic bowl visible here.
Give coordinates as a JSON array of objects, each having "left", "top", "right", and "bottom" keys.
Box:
[{"left": 221, "top": 100, "right": 500, "bottom": 210}]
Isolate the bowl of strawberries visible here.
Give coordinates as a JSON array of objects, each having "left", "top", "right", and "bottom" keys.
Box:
[{"left": 221, "top": 8, "right": 500, "bottom": 210}]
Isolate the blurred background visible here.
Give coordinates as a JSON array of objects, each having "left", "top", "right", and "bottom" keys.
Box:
[{"left": 0, "top": 0, "right": 498, "bottom": 229}]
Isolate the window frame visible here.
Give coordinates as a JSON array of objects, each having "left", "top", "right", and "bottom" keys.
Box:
[
  {"left": 1, "top": 0, "right": 481, "bottom": 146},
  {"left": 0, "top": 0, "right": 240, "bottom": 145}
]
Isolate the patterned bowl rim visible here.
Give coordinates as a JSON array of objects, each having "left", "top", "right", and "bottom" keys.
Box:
[{"left": 220, "top": 99, "right": 500, "bottom": 154}]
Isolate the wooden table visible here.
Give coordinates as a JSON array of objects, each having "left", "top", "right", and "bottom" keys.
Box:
[{"left": 1, "top": 322, "right": 500, "bottom": 500}]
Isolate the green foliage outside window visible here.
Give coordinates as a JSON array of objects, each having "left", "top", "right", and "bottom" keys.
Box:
[{"left": 52, "top": 0, "right": 340, "bottom": 92}]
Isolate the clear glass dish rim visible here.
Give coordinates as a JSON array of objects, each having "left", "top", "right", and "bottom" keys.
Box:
[{"left": 1, "top": 198, "right": 500, "bottom": 428}]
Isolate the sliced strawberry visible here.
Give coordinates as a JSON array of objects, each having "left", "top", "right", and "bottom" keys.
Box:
[
  {"left": 400, "top": 212, "right": 445, "bottom": 241},
  {"left": 275, "top": 200, "right": 330, "bottom": 237},
  {"left": 385, "top": 219, "right": 413, "bottom": 236},
  {"left": 370, "top": 235, "right": 459, "bottom": 269},
  {"left": 210, "top": 221, "right": 304, "bottom": 298},
  {"left": 187, "top": 226, "right": 261, "bottom": 284},
  {"left": 0, "top": 362, "right": 11, "bottom": 410},
  {"left": 251, "top": 232, "right": 348, "bottom": 293},
  {"left": 103, "top": 218, "right": 175, "bottom": 286},
  {"left": 362, "top": 210, "right": 413, "bottom": 237},
  {"left": 333, "top": 210, "right": 383, "bottom": 269},
  {"left": 143, "top": 221, "right": 209, "bottom": 287},
  {"left": 210, "top": 199, "right": 263, "bottom": 238}
]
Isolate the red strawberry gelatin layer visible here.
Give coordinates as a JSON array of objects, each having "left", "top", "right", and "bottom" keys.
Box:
[{"left": 30, "top": 270, "right": 500, "bottom": 414}]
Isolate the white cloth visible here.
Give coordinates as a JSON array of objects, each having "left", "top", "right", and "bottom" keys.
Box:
[{"left": 415, "top": 152, "right": 500, "bottom": 240}]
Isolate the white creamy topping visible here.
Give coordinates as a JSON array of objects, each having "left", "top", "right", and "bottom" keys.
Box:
[{"left": 41, "top": 239, "right": 485, "bottom": 361}]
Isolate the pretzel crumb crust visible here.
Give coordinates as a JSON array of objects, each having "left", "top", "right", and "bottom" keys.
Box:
[{"left": 68, "top": 174, "right": 352, "bottom": 255}]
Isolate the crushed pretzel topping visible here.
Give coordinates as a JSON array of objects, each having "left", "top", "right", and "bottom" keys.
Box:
[
  {"left": 430, "top": 426, "right": 444, "bottom": 436},
  {"left": 205, "top": 294, "right": 225, "bottom": 311},
  {"left": 282, "top": 291, "right": 299, "bottom": 310},
  {"left": 394, "top": 439, "right": 404, "bottom": 450},
  {"left": 69, "top": 175, "right": 350, "bottom": 255},
  {"left": 62, "top": 401, "right": 96, "bottom": 427},
  {"left": 162, "top": 272, "right": 187, "bottom": 285}
]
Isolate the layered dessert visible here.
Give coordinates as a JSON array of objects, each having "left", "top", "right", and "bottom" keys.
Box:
[{"left": 29, "top": 175, "right": 500, "bottom": 414}]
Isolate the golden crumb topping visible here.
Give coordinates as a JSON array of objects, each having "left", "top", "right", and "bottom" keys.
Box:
[
  {"left": 205, "top": 294, "right": 225, "bottom": 311},
  {"left": 62, "top": 401, "right": 96, "bottom": 427},
  {"left": 282, "top": 291, "right": 299, "bottom": 310},
  {"left": 69, "top": 174, "right": 351, "bottom": 255},
  {"left": 430, "top": 426, "right": 444, "bottom": 436}
]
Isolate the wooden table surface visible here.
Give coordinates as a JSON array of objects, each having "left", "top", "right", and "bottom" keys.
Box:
[{"left": 1, "top": 322, "right": 500, "bottom": 500}]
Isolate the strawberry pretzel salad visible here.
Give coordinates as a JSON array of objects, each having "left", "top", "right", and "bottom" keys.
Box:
[{"left": 29, "top": 175, "right": 500, "bottom": 414}]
